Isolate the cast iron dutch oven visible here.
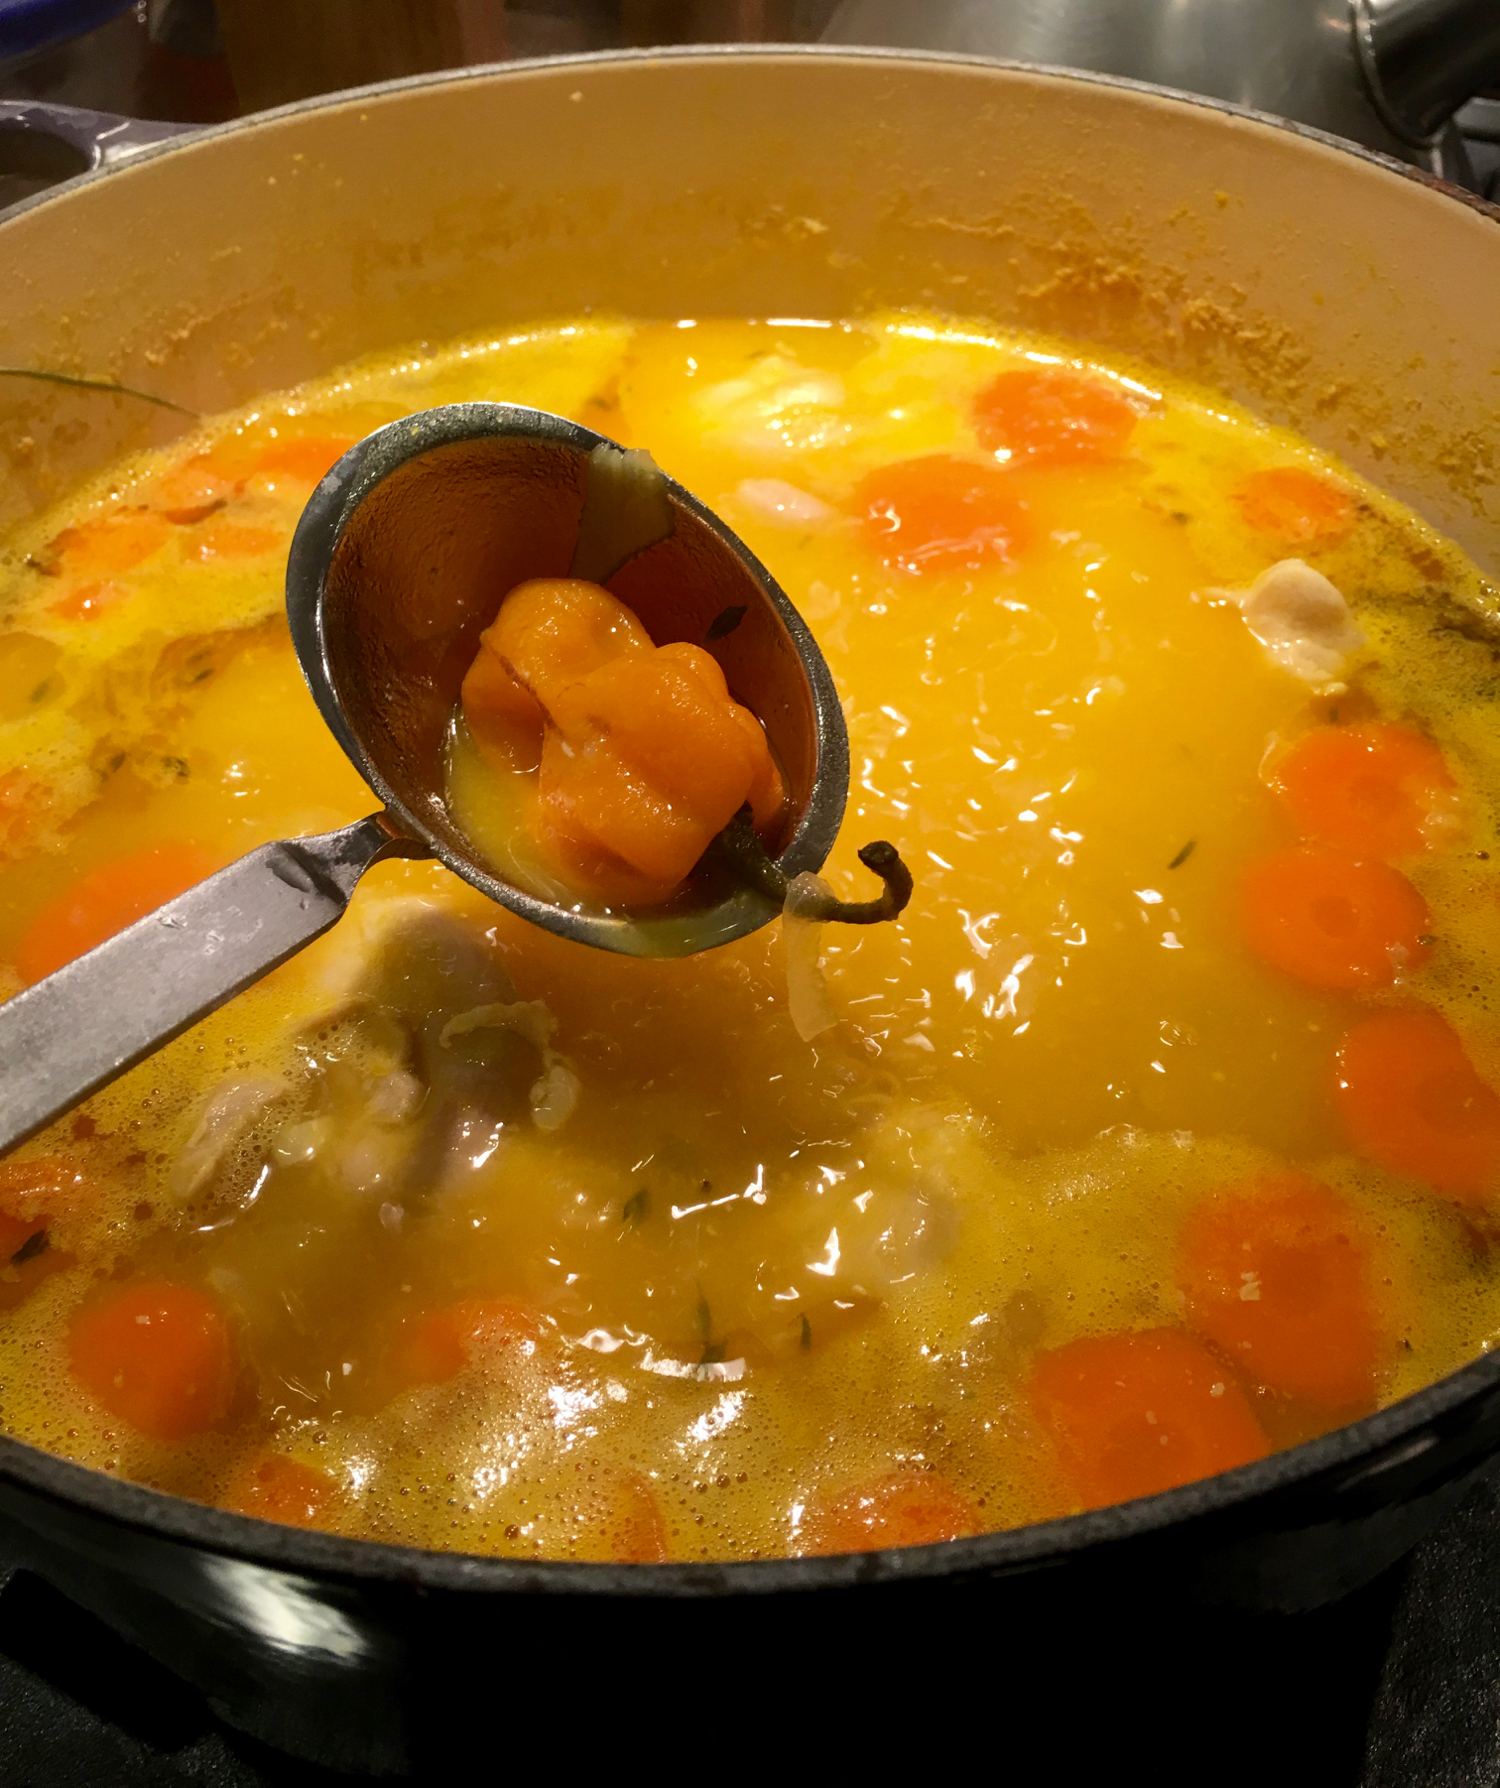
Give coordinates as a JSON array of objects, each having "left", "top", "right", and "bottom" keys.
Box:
[{"left": 0, "top": 48, "right": 1498, "bottom": 1774}]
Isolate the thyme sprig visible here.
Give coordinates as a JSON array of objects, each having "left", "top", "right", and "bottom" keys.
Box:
[{"left": 0, "top": 368, "right": 197, "bottom": 416}]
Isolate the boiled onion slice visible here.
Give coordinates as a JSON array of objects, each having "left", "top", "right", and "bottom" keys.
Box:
[{"left": 783, "top": 872, "right": 839, "bottom": 1042}]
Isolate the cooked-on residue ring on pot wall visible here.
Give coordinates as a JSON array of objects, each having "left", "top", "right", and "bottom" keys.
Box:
[{"left": 1, "top": 311, "right": 1498, "bottom": 1560}]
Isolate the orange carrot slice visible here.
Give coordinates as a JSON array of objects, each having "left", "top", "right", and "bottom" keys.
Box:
[
  {"left": 160, "top": 432, "right": 357, "bottom": 502},
  {"left": 972, "top": 366, "right": 1139, "bottom": 465},
  {"left": 0, "top": 1159, "right": 75, "bottom": 1314},
  {"left": 224, "top": 1455, "right": 342, "bottom": 1528},
  {"left": 796, "top": 1471, "right": 981, "bottom": 1555},
  {"left": 183, "top": 517, "right": 284, "bottom": 562},
  {"left": 855, "top": 455, "right": 1033, "bottom": 576},
  {"left": 68, "top": 1280, "right": 235, "bottom": 1440},
  {"left": 47, "top": 581, "right": 128, "bottom": 623},
  {"left": 600, "top": 1468, "right": 670, "bottom": 1564},
  {"left": 1240, "top": 848, "right": 1430, "bottom": 991},
  {"left": 1336, "top": 1007, "right": 1500, "bottom": 1203},
  {"left": 152, "top": 460, "right": 233, "bottom": 525},
  {"left": 385, "top": 1298, "right": 544, "bottom": 1393},
  {"left": 1234, "top": 467, "right": 1355, "bottom": 543},
  {"left": 1028, "top": 1328, "right": 1270, "bottom": 1509},
  {"left": 1271, "top": 723, "right": 1458, "bottom": 860},
  {"left": 16, "top": 843, "right": 223, "bottom": 986},
  {"left": 0, "top": 1157, "right": 86, "bottom": 1231},
  {"left": 1178, "top": 1173, "right": 1389, "bottom": 1408},
  {"left": 251, "top": 435, "right": 357, "bottom": 485},
  {"left": 42, "top": 510, "right": 172, "bottom": 579}
]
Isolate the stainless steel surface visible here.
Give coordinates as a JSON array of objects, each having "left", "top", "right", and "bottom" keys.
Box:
[
  {"left": 0, "top": 399, "right": 847, "bottom": 1154},
  {"left": 288, "top": 403, "right": 848, "bottom": 956},
  {"left": 822, "top": 0, "right": 1499, "bottom": 182},
  {"left": 1457, "top": 94, "right": 1500, "bottom": 142},
  {"left": 0, "top": 95, "right": 191, "bottom": 168},
  {"left": 1355, "top": 0, "right": 1500, "bottom": 143},
  {"left": 0, "top": 815, "right": 413, "bottom": 1158}
]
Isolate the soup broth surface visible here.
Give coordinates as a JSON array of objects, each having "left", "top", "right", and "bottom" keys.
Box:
[{"left": 1, "top": 314, "right": 1498, "bottom": 1560}]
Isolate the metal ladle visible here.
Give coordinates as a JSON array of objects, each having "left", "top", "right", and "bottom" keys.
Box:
[{"left": 0, "top": 404, "right": 851, "bottom": 1157}]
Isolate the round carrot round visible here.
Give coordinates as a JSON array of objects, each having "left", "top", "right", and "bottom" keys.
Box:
[
  {"left": 855, "top": 454, "right": 1033, "bottom": 576},
  {"left": 0, "top": 1161, "right": 71, "bottom": 1313},
  {"left": 1178, "top": 1173, "right": 1389, "bottom": 1408},
  {"left": 796, "top": 1470, "right": 980, "bottom": 1555},
  {"left": 972, "top": 366, "right": 1139, "bottom": 464},
  {"left": 1336, "top": 1008, "right": 1500, "bottom": 1203},
  {"left": 1234, "top": 466, "right": 1355, "bottom": 543},
  {"left": 252, "top": 435, "right": 358, "bottom": 486},
  {"left": 47, "top": 581, "right": 129, "bottom": 624},
  {"left": 600, "top": 1468, "right": 670, "bottom": 1564},
  {"left": 1028, "top": 1328, "right": 1269, "bottom": 1510},
  {"left": 185, "top": 518, "right": 285, "bottom": 562},
  {"left": 385, "top": 1298, "right": 544, "bottom": 1393},
  {"left": 16, "top": 843, "right": 224, "bottom": 986},
  {"left": 224, "top": 1455, "right": 341, "bottom": 1529},
  {"left": 43, "top": 510, "right": 173, "bottom": 580},
  {"left": 1240, "top": 848, "right": 1430, "bottom": 991},
  {"left": 1271, "top": 723, "right": 1458, "bottom": 860},
  {"left": 68, "top": 1280, "right": 234, "bottom": 1441}
]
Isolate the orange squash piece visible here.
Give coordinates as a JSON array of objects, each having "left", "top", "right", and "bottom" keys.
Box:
[
  {"left": 1336, "top": 1008, "right": 1500, "bottom": 1204},
  {"left": 465, "top": 577, "right": 653, "bottom": 736},
  {"left": 1028, "top": 1328, "right": 1270, "bottom": 1509},
  {"left": 251, "top": 435, "right": 357, "bottom": 486},
  {"left": 151, "top": 459, "right": 233, "bottom": 525},
  {"left": 1178, "top": 1174, "right": 1389, "bottom": 1408}
]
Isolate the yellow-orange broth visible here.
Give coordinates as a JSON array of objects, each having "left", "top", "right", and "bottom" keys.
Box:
[{"left": 1, "top": 313, "right": 1499, "bottom": 1560}]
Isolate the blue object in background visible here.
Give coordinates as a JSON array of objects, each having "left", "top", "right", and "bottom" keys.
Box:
[{"left": 0, "top": 0, "right": 136, "bottom": 62}]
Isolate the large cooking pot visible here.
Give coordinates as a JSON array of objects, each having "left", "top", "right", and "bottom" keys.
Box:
[{"left": 0, "top": 48, "right": 1498, "bottom": 1775}]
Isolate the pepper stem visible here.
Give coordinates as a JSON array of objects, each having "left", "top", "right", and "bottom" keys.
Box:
[{"left": 711, "top": 807, "right": 913, "bottom": 926}]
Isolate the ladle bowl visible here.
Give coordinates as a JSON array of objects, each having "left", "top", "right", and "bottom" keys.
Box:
[{"left": 0, "top": 403, "right": 849, "bottom": 1157}]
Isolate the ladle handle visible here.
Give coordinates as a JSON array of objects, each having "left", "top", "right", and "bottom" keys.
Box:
[{"left": 0, "top": 814, "right": 417, "bottom": 1157}]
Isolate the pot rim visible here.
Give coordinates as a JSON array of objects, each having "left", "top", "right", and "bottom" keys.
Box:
[
  {"left": 2, "top": 42, "right": 1499, "bottom": 1597},
  {"left": 3, "top": 40, "right": 1498, "bottom": 232}
]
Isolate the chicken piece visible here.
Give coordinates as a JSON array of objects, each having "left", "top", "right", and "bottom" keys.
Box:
[{"left": 1229, "top": 558, "right": 1364, "bottom": 690}]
